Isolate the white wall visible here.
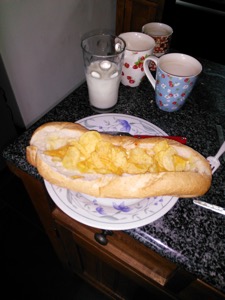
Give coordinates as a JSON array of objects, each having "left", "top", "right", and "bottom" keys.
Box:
[{"left": 0, "top": 0, "right": 116, "bottom": 128}]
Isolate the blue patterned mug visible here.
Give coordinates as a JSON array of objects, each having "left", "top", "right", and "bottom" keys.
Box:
[{"left": 143, "top": 53, "right": 202, "bottom": 112}]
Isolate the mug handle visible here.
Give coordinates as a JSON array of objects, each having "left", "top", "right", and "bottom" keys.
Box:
[{"left": 143, "top": 56, "right": 159, "bottom": 89}]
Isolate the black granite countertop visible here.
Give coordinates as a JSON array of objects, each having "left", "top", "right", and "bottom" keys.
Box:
[{"left": 2, "top": 58, "right": 225, "bottom": 293}]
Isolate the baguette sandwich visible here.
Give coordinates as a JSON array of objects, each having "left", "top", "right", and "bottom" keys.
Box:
[{"left": 26, "top": 121, "right": 212, "bottom": 199}]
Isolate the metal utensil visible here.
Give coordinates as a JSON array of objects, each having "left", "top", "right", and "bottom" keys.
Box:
[
  {"left": 193, "top": 200, "right": 225, "bottom": 215},
  {"left": 207, "top": 141, "right": 225, "bottom": 174},
  {"left": 193, "top": 141, "right": 225, "bottom": 214},
  {"left": 99, "top": 131, "right": 187, "bottom": 144}
]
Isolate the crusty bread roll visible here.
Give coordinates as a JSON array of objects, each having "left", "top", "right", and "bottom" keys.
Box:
[{"left": 26, "top": 121, "right": 212, "bottom": 199}]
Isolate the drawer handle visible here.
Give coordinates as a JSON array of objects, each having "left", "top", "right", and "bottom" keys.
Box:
[{"left": 94, "top": 230, "right": 113, "bottom": 245}]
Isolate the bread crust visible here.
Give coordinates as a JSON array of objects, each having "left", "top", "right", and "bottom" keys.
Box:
[{"left": 26, "top": 121, "right": 212, "bottom": 199}]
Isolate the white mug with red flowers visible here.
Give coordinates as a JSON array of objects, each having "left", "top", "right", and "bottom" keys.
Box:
[
  {"left": 118, "top": 32, "right": 155, "bottom": 87},
  {"left": 142, "top": 22, "right": 173, "bottom": 71},
  {"left": 143, "top": 53, "right": 202, "bottom": 112}
]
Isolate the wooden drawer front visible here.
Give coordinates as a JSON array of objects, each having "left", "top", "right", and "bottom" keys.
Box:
[
  {"left": 54, "top": 215, "right": 138, "bottom": 299},
  {"left": 52, "top": 208, "right": 177, "bottom": 286},
  {"left": 53, "top": 208, "right": 182, "bottom": 300},
  {"left": 53, "top": 209, "right": 225, "bottom": 300}
]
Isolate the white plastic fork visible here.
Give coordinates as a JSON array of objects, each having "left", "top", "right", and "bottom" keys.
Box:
[
  {"left": 193, "top": 141, "right": 225, "bottom": 214},
  {"left": 207, "top": 141, "right": 225, "bottom": 174}
]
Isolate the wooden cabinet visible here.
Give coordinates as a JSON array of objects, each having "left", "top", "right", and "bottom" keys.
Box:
[
  {"left": 52, "top": 208, "right": 182, "bottom": 299},
  {"left": 52, "top": 208, "right": 181, "bottom": 299},
  {"left": 52, "top": 207, "right": 225, "bottom": 300},
  {"left": 8, "top": 163, "right": 225, "bottom": 300},
  {"left": 116, "top": 0, "right": 175, "bottom": 35}
]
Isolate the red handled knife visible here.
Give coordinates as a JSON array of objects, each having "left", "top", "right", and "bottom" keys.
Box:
[
  {"left": 99, "top": 131, "right": 187, "bottom": 144},
  {"left": 133, "top": 135, "right": 187, "bottom": 144}
]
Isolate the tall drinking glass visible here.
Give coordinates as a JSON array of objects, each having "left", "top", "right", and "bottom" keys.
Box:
[{"left": 81, "top": 33, "right": 126, "bottom": 112}]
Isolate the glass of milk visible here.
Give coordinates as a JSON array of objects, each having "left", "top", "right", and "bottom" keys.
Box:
[{"left": 81, "top": 33, "right": 126, "bottom": 112}]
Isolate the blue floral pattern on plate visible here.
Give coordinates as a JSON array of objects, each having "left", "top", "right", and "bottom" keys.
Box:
[{"left": 44, "top": 113, "right": 178, "bottom": 230}]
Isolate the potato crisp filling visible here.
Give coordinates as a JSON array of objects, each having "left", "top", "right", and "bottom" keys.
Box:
[{"left": 44, "top": 131, "right": 189, "bottom": 175}]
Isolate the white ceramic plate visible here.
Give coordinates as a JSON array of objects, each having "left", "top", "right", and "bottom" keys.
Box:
[{"left": 44, "top": 113, "right": 178, "bottom": 230}]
